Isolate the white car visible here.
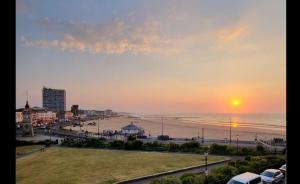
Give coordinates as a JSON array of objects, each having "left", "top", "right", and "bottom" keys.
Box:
[
  {"left": 279, "top": 164, "right": 286, "bottom": 176},
  {"left": 227, "top": 172, "right": 262, "bottom": 184},
  {"left": 260, "top": 169, "right": 284, "bottom": 184}
]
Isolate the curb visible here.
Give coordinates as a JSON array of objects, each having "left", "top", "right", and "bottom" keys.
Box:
[{"left": 114, "top": 157, "right": 232, "bottom": 184}]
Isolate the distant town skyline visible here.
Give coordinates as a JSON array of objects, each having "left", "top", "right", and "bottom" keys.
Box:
[{"left": 16, "top": 0, "right": 285, "bottom": 114}]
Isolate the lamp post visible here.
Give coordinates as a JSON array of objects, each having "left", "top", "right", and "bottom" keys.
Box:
[
  {"left": 161, "top": 117, "right": 164, "bottom": 136},
  {"left": 202, "top": 128, "right": 204, "bottom": 143},
  {"left": 98, "top": 118, "right": 99, "bottom": 139},
  {"left": 229, "top": 116, "right": 232, "bottom": 145},
  {"left": 204, "top": 152, "right": 208, "bottom": 176},
  {"left": 236, "top": 134, "right": 239, "bottom": 154}
]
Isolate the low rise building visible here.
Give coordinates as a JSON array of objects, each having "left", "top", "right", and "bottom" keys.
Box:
[
  {"left": 16, "top": 111, "right": 23, "bottom": 123},
  {"left": 64, "top": 111, "right": 73, "bottom": 120}
]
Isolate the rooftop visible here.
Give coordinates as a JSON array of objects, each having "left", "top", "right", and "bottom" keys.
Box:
[
  {"left": 264, "top": 169, "right": 280, "bottom": 173},
  {"left": 231, "top": 172, "right": 260, "bottom": 183},
  {"left": 121, "top": 122, "right": 143, "bottom": 131}
]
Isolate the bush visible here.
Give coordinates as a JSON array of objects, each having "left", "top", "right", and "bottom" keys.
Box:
[
  {"left": 180, "top": 173, "right": 197, "bottom": 180},
  {"left": 211, "top": 166, "right": 238, "bottom": 180},
  {"left": 168, "top": 142, "right": 180, "bottom": 152},
  {"left": 209, "top": 144, "right": 233, "bottom": 155},
  {"left": 180, "top": 141, "right": 200, "bottom": 152},
  {"left": 127, "top": 135, "right": 136, "bottom": 141},
  {"left": 256, "top": 145, "right": 265, "bottom": 154},
  {"left": 109, "top": 140, "right": 125, "bottom": 149},
  {"left": 244, "top": 156, "right": 251, "bottom": 161},
  {"left": 150, "top": 176, "right": 181, "bottom": 184},
  {"left": 181, "top": 176, "right": 199, "bottom": 184},
  {"left": 124, "top": 140, "right": 143, "bottom": 150}
]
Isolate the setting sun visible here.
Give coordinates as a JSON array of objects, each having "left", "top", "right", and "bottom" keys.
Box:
[{"left": 231, "top": 99, "right": 240, "bottom": 107}]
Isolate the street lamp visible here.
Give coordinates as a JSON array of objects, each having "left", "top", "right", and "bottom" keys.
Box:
[
  {"left": 236, "top": 134, "right": 239, "bottom": 154},
  {"left": 229, "top": 116, "right": 232, "bottom": 145},
  {"left": 204, "top": 152, "right": 208, "bottom": 176},
  {"left": 98, "top": 118, "right": 100, "bottom": 139}
]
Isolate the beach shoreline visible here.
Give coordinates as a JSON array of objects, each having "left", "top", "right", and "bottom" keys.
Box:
[{"left": 64, "top": 115, "right": 285, "bottom": 142}]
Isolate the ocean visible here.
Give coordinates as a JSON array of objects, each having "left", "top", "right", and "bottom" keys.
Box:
[{"left": 134, "top": 113, "right": 286, "bottom": 141}]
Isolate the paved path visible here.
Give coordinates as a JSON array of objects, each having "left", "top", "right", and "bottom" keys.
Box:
[{"left": 115, "top": 156, "right": 244, "bottom": 184}]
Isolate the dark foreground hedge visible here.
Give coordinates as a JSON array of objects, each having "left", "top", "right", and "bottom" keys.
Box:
[
  {"left": 16, "top": 139, "right": 58, "bottom": 147},
  {"left": 60, "top": 138, "right": 279, "bottom": 156},
  {"left": 150, "top": 155, "right": 286, "bottom": 184}
]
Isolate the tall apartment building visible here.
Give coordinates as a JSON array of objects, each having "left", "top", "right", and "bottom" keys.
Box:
[
  {"left": 71, "top": 105, "right": 79, "bottom": 116},
  {"left": 42, "top": 87, "right": 66, "bottom": 114}
]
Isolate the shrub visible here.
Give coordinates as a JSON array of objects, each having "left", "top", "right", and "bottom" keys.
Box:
[
  {"left": 168, "top": 142, "right": 180, "bottom": 152},
  {"left": 244, "top": 156, "right": 251, "bottom": 161},
  {"left": 180, "top": 141, "right": 200, "bottom": 152},
  {"left": 127, "top": 135, "right": 136, "bottom": 141},
  {"left": 181, "top": 176, "right": 199, "bottom": 184},
  {"left": 180, "top": 173, "right": 197, "bottom": 180},
  {"left": 211, "top": 166, "right": 238, "bottom": 180},
  {"left": 256, "top": 145, "right": 265, "bottom": 154},
  {"left": 109, "top": 140, "right": 125, "bottom": 149},
  {"left": 209, "top": 144, "right": 233, "bottom": 155},
  {"left": 150, "top": 176, "right": 181, "bottom": 184}
]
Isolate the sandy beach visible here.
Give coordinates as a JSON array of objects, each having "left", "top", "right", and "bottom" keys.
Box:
[{"left": 64, "top": 115, "right": 285, "bottom": 141}]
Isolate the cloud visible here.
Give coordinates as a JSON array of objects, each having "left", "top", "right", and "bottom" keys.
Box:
[
  {"left": 21, "top": 18, "right": 178, "bottom": 55},
  {"left": 216, "top": 24, "right": 248, "bottom": 44},
  {"left": 20, "top": 16, "right": 253, "bottom": 55}
]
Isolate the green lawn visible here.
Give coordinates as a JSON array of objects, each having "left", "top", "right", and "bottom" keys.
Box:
[
  {"left": 16, "top": 145, "right": 44, "bottom": 155},
  {"left": 16, "top": 147, "right": 225, "bottom": 184}
]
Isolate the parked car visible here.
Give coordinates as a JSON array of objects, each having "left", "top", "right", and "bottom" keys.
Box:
[
  {"left": 279, "top": 164, "right": 286, "bottom": 176},
  {"left": 260, "top": 169, "right": 284, "bottom": 184},
  {"left": 227, "top": 172, "right": 262, "bottom": 184}
]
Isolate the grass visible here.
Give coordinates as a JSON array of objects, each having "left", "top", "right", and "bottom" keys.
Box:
[
  {"left": 16, "top": 147, "right": 225, "bottom": 184},
  {"left": 16, "top": 145, "right": 44, "bottom": 155}
]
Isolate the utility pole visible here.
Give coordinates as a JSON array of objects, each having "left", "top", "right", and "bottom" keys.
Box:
[
  {"left": 204, "top": 152, "right": 208, "bottom": 177},
  {"left": 236, "top": 134, "right": 239, "bottom": 154},
  {"left": 197, "top": 127, "right": 200, "bottom": 141},
  {"left": 202, "top": 128, "right": 204, "bottom": 143},
  {"left": 98, "top": 118, "right": 99, "bottom": 139},
  {"left": 229, "top": 116, "right": 232, "bottom": 145},
  {"left": 161, "top": 117, "right": 164, "bottom": 136}
]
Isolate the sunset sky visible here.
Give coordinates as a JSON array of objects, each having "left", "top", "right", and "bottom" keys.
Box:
[{"left": 16, "top": 0, "right": 286, "bottom": 113}]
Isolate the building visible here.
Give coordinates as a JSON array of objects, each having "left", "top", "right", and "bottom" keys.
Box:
[
  {"left": 105, "top": 109, "right": 112, "bottom": 116},
  {"left": 16, "top": 107, "right": 57, "bottom": 124},
  {"left": 16, "top": 111, "right": 23, "bottom": 123},
  {"left": 71, "top": 105, "right": 79, "bottom": 116},
  {"left": 42, "top": 87, "right": 66, "bottom": 114},
  {"left": 64, "top": 111, "right": 73, "bottom": 120},
  {"left": 121, "top": 122, "right": 144, "bottom": 135},
  {"left": 22, "top": 101, "right": 34, "bottom": 136},
  {"left": 31, "top": 107, "right": 57, "bottom": 124}
]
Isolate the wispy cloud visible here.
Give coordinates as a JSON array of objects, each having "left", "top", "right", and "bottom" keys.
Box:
[
  {"left": 21, "top": 18, "right": 177, "bottom": 54},
  {"left": 20, "top": 16, "right": 252, "bottom": 55}
]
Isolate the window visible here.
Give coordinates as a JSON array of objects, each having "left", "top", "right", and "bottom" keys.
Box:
[{"left": 249, "top": 177, "right": 261, "bottom": 184}]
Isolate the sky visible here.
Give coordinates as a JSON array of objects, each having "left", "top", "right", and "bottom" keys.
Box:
[{"left": 16, "top": 0, "right": 286, "bottom": 114}]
